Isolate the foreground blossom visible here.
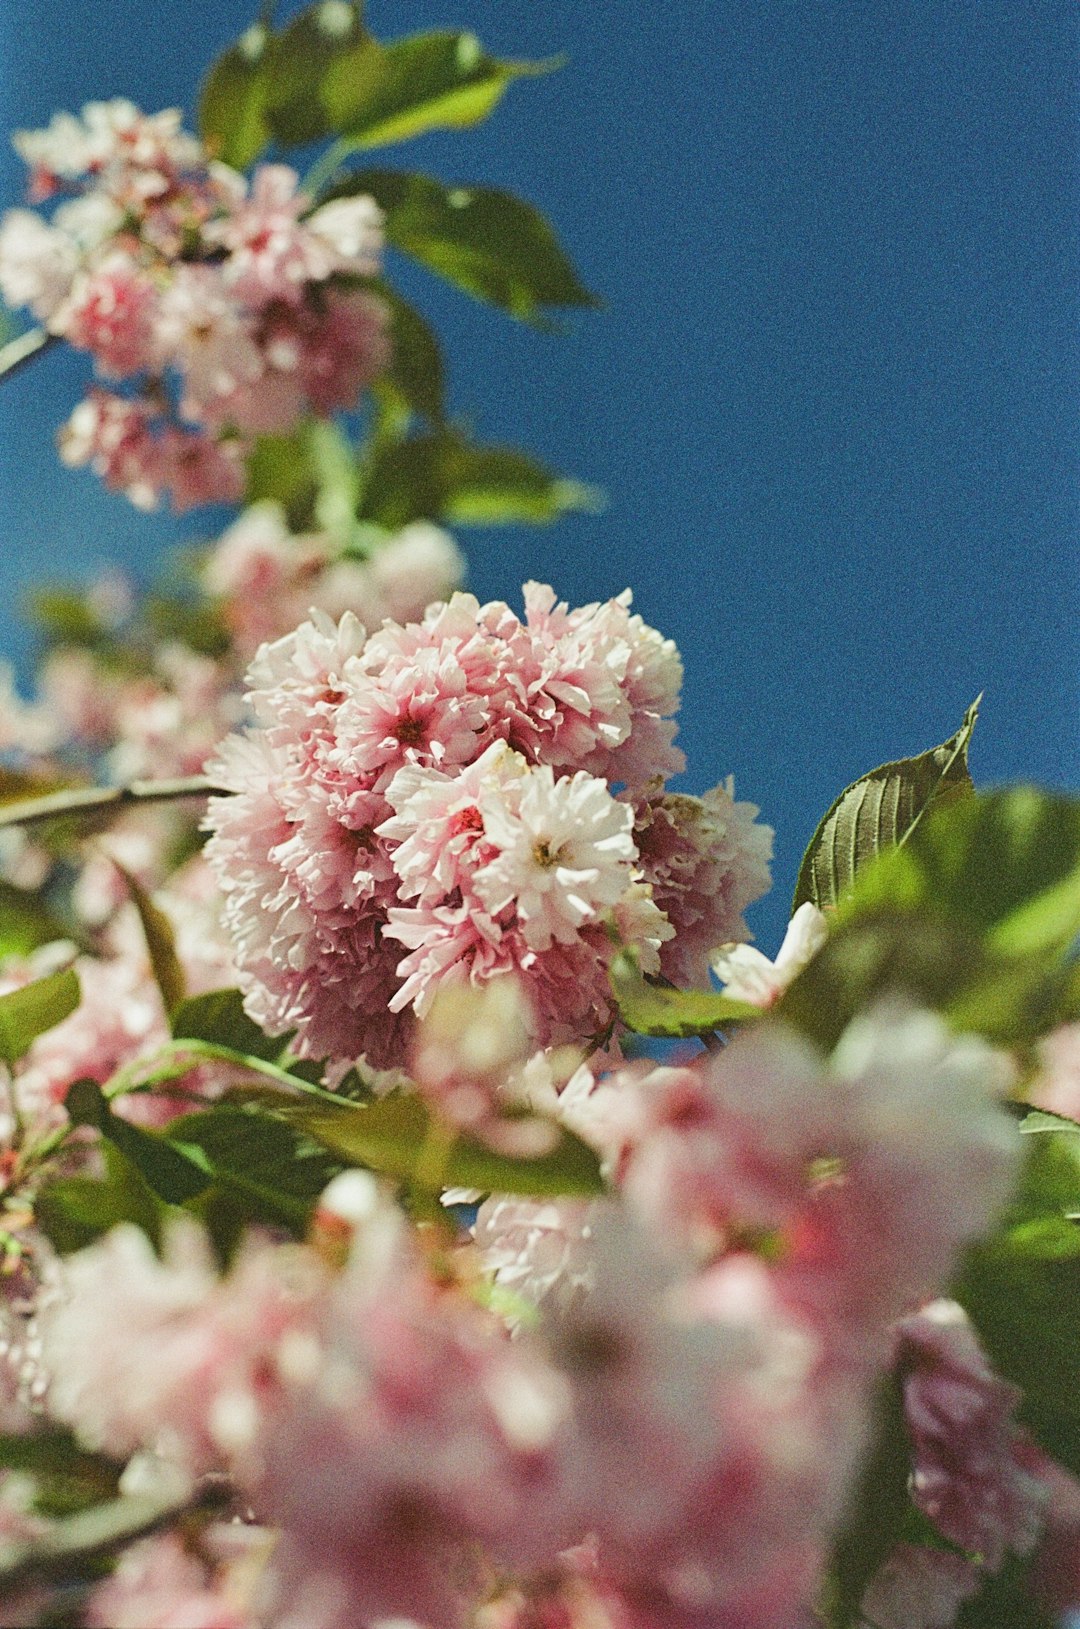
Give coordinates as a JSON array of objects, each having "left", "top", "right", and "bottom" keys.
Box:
[{"left": 204, "top": 585, "right": 771, "bottom": 1069}]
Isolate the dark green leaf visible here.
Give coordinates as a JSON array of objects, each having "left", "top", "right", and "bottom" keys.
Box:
[
  {"left": 610, "top": 948, "right": 763, "bottom": 1038},
  {"left": 172, "top": 987, "right": 287, "bottom": 1063},
  {"left": 66, "top": 1080, "right": 212, "bottom": 1204},
  {"left": 336, "top": 169, "right": 598, "bottom": 322},
  {"left": 264, "top": 3, "right": 367, "bottom": 147},
  {"left": 323, "top": 30, "right": 558, "bottom": 151},
  {"left": 374, "top": 284, "right": 445, "bottom": 425},
  {"left": 299, "top": 1092, "right": 605, "bottom": 1198},
  {"left": 359, "top": 427, "right": 600, "bottom": 529},
  {"left": 118, "top": 867, "right": 186, "bottom": 1017},
  {"left": 822, "top": 1378, "right": 911, "bottom": 1629},
  {"left": 0, "top": 1428, "right": 121, "bottom": 1520},
  {"left": 35, "top": 1141, "right": 171, "bottom": 1254},
  {"left": 0, "top": 966, "right": 79, "bottom": 1064},
  {"left": 144, "top": 594, "right": 231, "bottom": 659},
  {"left": 793, "top": 698, "right": 979, "bottom": 913},
  {"left": 953, "top": 1133, "right": 1080, "bottom": 1477},
  {"left": 198, "top": 23, "right": 272, "bottom": 170},
  {"left": 165, "top": 1104, "right": 340, "bottom": 1223},
  {"left": 956, "top": 1554, "right": 1055, "bottom": 1629}
]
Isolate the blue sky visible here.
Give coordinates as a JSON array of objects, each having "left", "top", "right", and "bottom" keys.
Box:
[{"left": 0, "top": 0, "right": 1076, "bottom": 950}]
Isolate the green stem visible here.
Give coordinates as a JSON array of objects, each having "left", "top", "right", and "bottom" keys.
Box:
[
  {"left": 0, "top": 776, "right": 230, "bottom": 834},
  {"left": 302, "top": 137, "right": 353, "bottom": 199},
  {"left": 107, "top": 1038, "right": 346, "bottom": 1108},
  {"left": 0, "top": 327, "right": 56, "bottom": 384}
]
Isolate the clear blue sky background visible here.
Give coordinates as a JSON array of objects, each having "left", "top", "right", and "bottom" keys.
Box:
[{"left": 0, "top": 1, "right": 1076, "bottom": 951}]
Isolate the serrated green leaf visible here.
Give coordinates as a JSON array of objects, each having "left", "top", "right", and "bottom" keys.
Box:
[
  {"left": 359, "top": 427, "right": 600, "bottom": 529},
  {"left": 793, "top": 698, "right": 979, "bottom": 913},
  {"left": 323, "top": 30, "right": 558, "bottom": 151},
  {"left": 171, "top": 988, "right": 287, "bottom": 1063},
  {"left": 0, "top": 966, "right": 79, "bottom": 1064},
  {"left": 610, "top": 949, "right": 763, "bottom": 1038},
  {"left": 198, "top": 24, "right": 272, "bottom": 169},
  {"left": 264, "top": 2, "right": 367, "bottom": 147},
  {"left": 118, "top": 867, "right": 185, "bottom": 1017},
  {"left": 334, "top": 169, "right": 598, "bottom": 322},
  {"left": 298, "top": 1092, "right": 605, "bottom": 1198}
]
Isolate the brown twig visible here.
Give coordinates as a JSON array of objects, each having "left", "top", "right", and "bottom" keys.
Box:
[{"left": 0, "top": 776, "right": 231, "bottom": 833}]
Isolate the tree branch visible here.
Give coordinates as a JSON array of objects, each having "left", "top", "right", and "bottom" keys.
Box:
[
  {"left": 0, "top": 327, "right": 57, "bottom": 383},
  {"left": 0, "top": 776, "right": 230, "bottom": 833}
]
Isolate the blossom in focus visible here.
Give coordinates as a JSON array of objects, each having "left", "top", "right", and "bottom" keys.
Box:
[
  {"left": 204, "top": 586, "right": 761, "bottom": 1070},
  {"left": 632, "top": 783, "right": 774, "bottom": 986}
]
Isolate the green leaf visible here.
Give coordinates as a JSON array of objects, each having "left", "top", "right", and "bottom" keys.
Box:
[
  {"left": 65, "top": 1080, "right": 212, "bottom": 1205},
  {"left": 610, "top": 948, "right": 763, "bottom": 1038},
  {"left": 956, "top": 1554, "right": 1055, "bottom": 1629},
  {"left": 0, "top": 881, "right": 74, "bottom": 959},
  {"left": 822, "top": 1378, "right": 911, "bottom": 1629},
  {"left": 245, "top": 428, "right": 320, "bottom": 526},
  {"left": 0, "top": 1428, "right": 121, "bottom": 1520},
  {"left": 171, "top": 987, "right": 287, "bottom": 1063},
  {"left": 298, "top": 1092, "right": 605, "bottom": 1198},
  {"left": 119, "top": 867, "right": 186, "bottom": 1017},
  {"left": 264, "top": 2, "right": 367, "bottom": 148},
  {"left": 779, "top": 788, "right": 1080, "bottom": 1053},
  {"left": 198, "top": 23, "right": 272, "bottom": 170},
  {"left": 846, "top": 786, "right": 1080, "bottom": 957},
  {"left": 309, "top": 417, "right": 362, "bottom": 546},
  {"left": 374, "top": 284, "right": 445, "bottom": 426},
  {"left": 0, "top": 965, "right": 79, "bottom": 1064},
  {"left": 35, "top": 1140, "right": 171, "bottom": 1254},
  {"left": 953, "top": 1131, "right": 1080, "bottom": 1477},
  {"left": 359, "top": 427, "right": 601, "bottom": 529},
  {"left": 793, "top": 698, "right": 979, "bottom": 913},
  {"left": 323, "top": 30, "right": 558, "bottom": 151},
  {"left": 336, "top": 169, "right": 598, "bottom": 322}
]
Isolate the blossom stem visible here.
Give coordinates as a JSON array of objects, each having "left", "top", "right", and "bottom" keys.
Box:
[
  {"left": 302, "top": 138, "right": 353, "bottom": 200},
  {"left": 0, "top": 776, "right": 231, "bottom": 834},
  {"left": 0, "top": 326, "right": 57, "bottom": 383}
]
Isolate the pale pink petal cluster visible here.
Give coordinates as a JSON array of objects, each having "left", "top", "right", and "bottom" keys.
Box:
[
  {"left": 1, "top": 105, "right": 388, "bottom": 510},
  {"left": 204, "top": 502, "right": 464, "bottom": 659},
  {"left": 632, "top": 781, "right": 775, "bottom": 985},
  {"left": 895, "top": 1299, "right": 1046, "bottom": 1568},
  {"left": 205, "top": 586, "right": 751, "bottom": 1069}
]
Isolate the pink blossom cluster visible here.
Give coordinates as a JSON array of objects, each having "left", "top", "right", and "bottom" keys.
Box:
[
  {"left": 35, "top": 508, "right": 463, "bottom": 792},
  {"left": 33, "top": 1001, "right": 1027, "bottom": 1629},
  {"left": 0, "top": 101, "right": 388, "bottom": 510},
  {"left": 203, "top": 583, "right": 773, "bottom": 1070}
]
